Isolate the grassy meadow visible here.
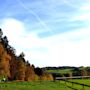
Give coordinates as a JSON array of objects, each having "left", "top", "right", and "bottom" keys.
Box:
[
  {"left": 69, "top": 78, "right": 90, "bottom": 85},
  {"left": 0, "top": 79, "right": 90, "bottom": 90},
  {"left": 0, "top": 81, "right": 70, "bottom": 90},
  {"left": 62, "top": 78, "right": 90, "bottom": 90}
]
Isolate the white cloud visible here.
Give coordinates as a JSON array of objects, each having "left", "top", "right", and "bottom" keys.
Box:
[
  {"left": 1, "top": 18, "right": 25, "bottom": 34},
  {"left": 0, "top": 18, "right": 26, "bottom": 54},
  {"left": 25, "top": 27, "right": 90, "bottom": 67},
  {"left": 0, "top": 18, "right": 90, "bottom": 67},
  {"left": 1, "top": 18, "right": 25, "bottom": 44},
  {"left": 71, "top": 13, "right": 90, "bottom": 21},
  {"left": 70, "top": 3, "right": 90, "bottom": 22},
  {"left": 80, "top": 4, "right": 90, "bottom": 11}
]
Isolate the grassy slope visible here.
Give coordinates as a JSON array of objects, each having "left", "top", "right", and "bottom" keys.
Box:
[
  {"left": 65, "top": 79, "right": 90, "bottom": 90},
  {"left": 47, "top": 69, "right": 72, "bottom": 74},
  {"left": 69, "top": 78, "right": 90, "bottom": 85}
]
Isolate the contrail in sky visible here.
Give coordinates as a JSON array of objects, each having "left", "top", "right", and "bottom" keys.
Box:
[{"left": 17, "top": 0, "right": 53, "bottom": 34}]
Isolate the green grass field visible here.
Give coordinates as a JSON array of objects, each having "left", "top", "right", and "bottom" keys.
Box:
[
  {"left": 64, "top": 78, "right": 90, "bottom": 90},
  {"left": 0, "top": 79, "right": 90, "bottom": 90},
  {"left": 0, "top": 81, "right": 70, "bottom": 90},
  {"left": 69, "top": 78, "right": 90, "bottom": 85},
  {"left": 47, "top": 69, "right": 72, "bottom": 74}
]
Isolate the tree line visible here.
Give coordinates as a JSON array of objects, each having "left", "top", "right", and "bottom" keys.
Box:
[{"left": 0, "top": 28, "right": 53, "bottom": 81}]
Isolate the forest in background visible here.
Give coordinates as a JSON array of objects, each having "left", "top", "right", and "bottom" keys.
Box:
[{"left": 0, "top": 28, "right": 53, "bottom": 81}]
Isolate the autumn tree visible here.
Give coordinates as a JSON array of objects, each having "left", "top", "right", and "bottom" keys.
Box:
[
  {"left": 0, "top": 43, "right": 11, "bottom": 79},
  {"left": 9, "top": 54, "right": 18, "bottom": 80},
  {"left": 16, "top": 53, "right": 26, "bottom": 81},
  {"left": 0, "top": 29, "right": 11, "bottom": 79},
  {"left": 81, "top": 67, "right": 88, "bottom": 76},
  {"left": 25, "top": 62, "right": 35, "bottom": 81}
]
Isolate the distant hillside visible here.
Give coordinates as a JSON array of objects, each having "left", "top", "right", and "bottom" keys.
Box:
[{"left": 42, "top": 66, "right": 90, "bottom": 77}]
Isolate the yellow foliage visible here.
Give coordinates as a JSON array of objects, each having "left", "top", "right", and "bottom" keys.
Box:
[
  {"left": 16, "top": 60, "right": 26, "bottom": 81},
  {"left": 5, "top": 52, "right": 11, "bottom": 61},
  {"left": 25, "top": 66, "right": 35, "bottom": 81},
  {"left": 34, "top": 75, "right": 40, "bottom": 81},
  {"left": 40, "top": 73, "right": 53, "bottom": 81},
  {"left": 46, "top": 74, "right": 54, "bottom": 81},
  {"left": 40, "top": 75, "right": 47, "bottom": 81},
  {"left": 0, "top": 43, "right": 11, "bottom": 78}
]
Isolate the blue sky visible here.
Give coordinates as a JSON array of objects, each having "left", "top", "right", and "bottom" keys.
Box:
[{"left": 0, "top": 0, "right": 90, "bottom": 67}]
